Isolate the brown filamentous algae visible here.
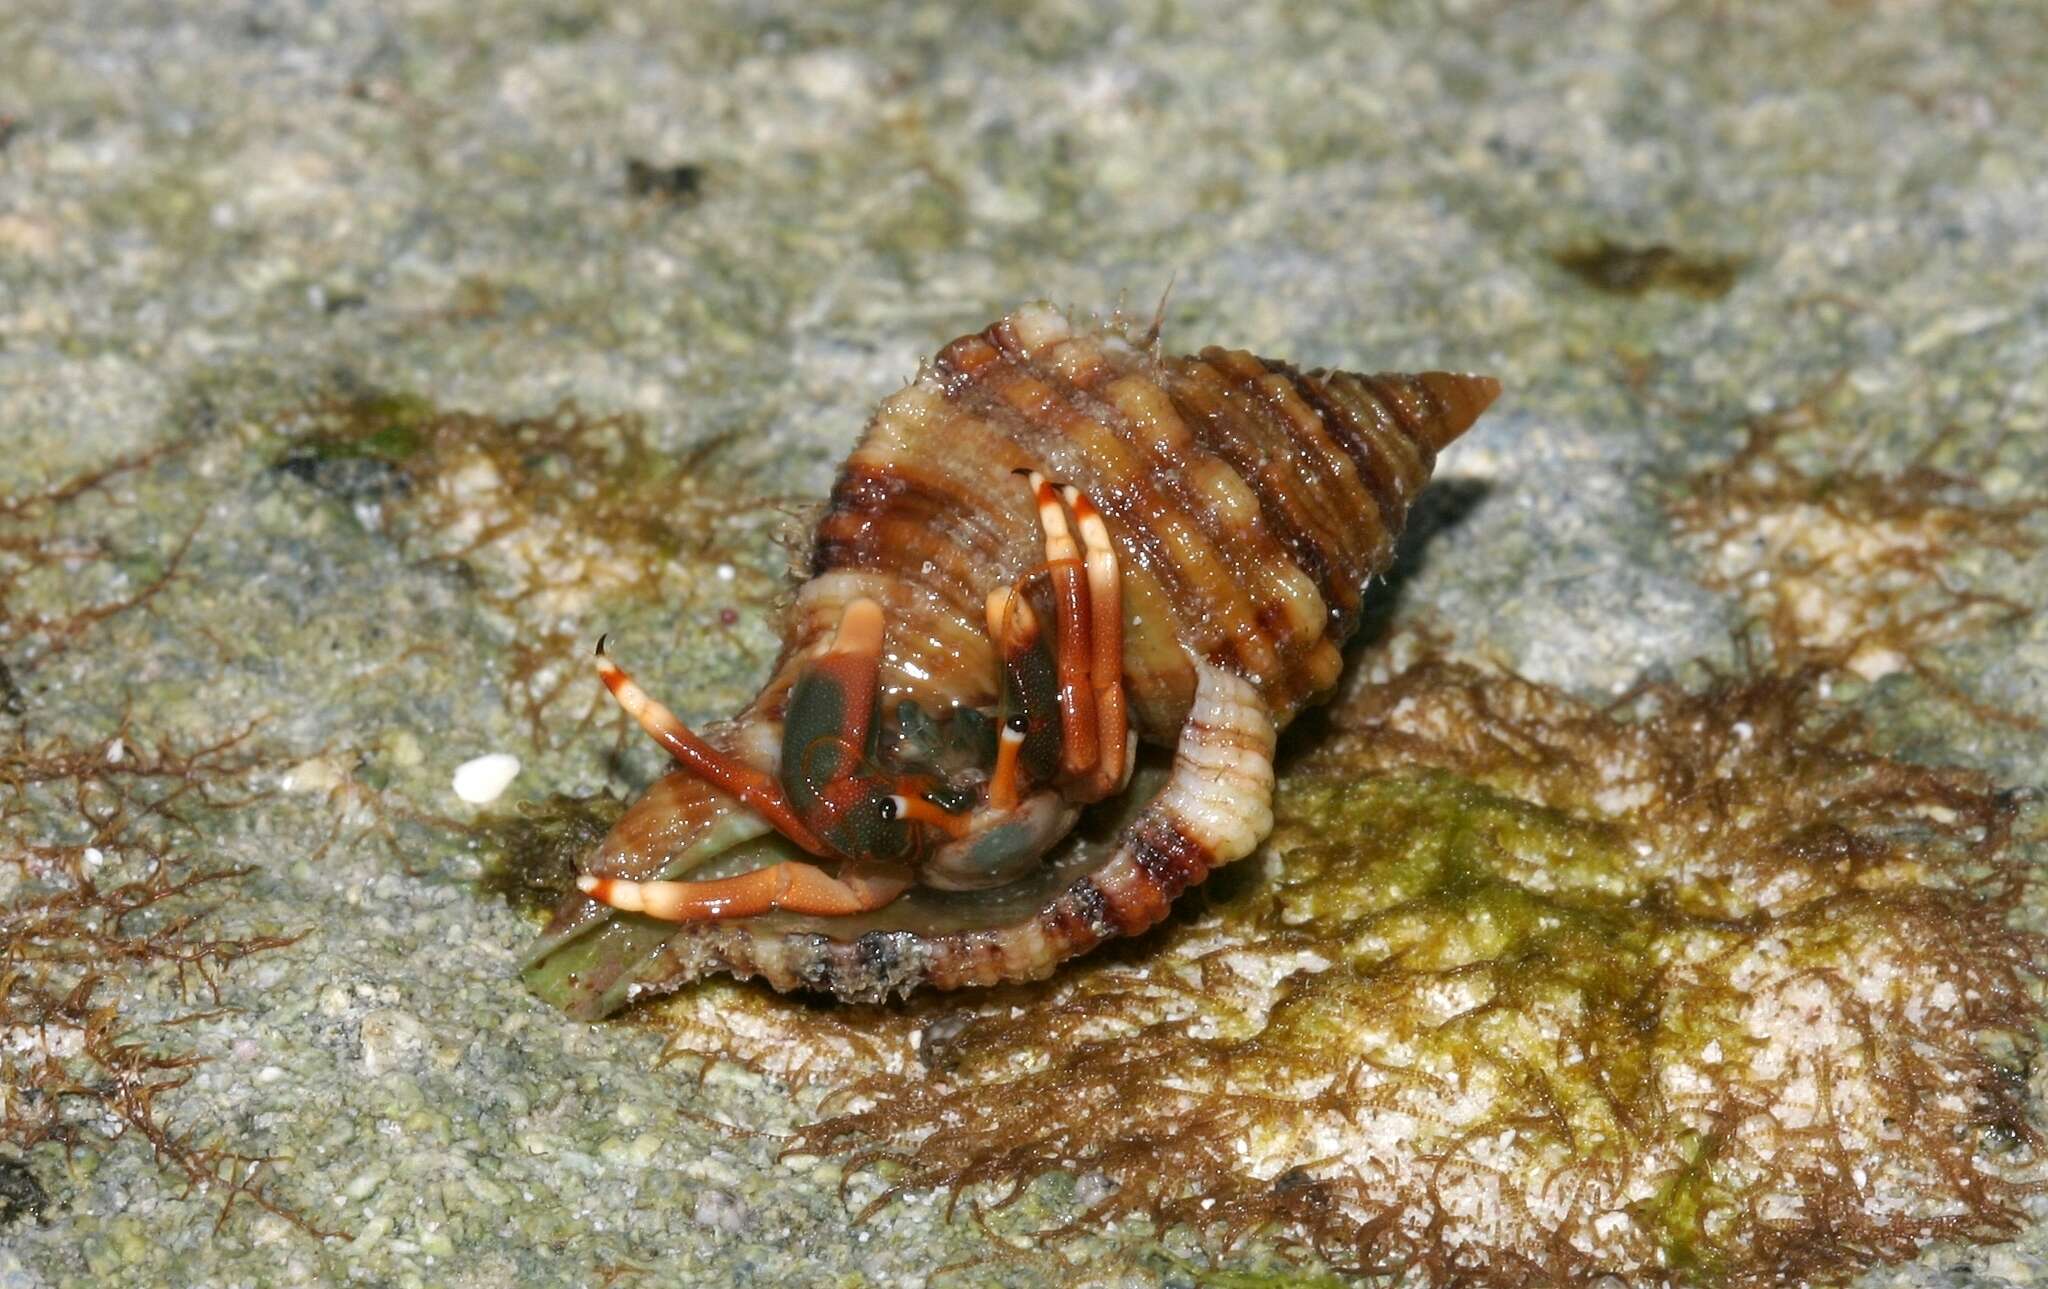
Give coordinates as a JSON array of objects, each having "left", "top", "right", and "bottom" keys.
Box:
[{"left": 767, "top": 647, "right": 2042, "bottom": 1287}]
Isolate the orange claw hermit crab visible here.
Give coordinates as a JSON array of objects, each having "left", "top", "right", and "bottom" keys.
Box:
[{"left": 523, "top": 304, "right": 1498, "bottom": 1014}]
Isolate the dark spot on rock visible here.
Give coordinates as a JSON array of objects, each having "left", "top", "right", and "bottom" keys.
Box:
[
  {"left": 0, "top": 658, "right": 24, "bottom": 716},
  {"left": 1269, "top": 1166, "right": 1332, "bottom": 1214},
  {"left": 541, "top": 10, "right": 600, "bottom": 40},
  {"left": 625, "top": 158, "right": 705, "bottom": 203},
  {"left": 916, "top": 1010, "right": 976, "bottom": 1073},
  {"left": 272, "top": 450, "right": 411, "bottom": 507},
  {"left": 269, "top": 389, "right": 437, "bottom": 507},
  {"left": 0, "top": 1156, "right": 47, "bottom": 1228},
  {"left": 1551, "top": 239, "right": 1744, "bottom": 298}
]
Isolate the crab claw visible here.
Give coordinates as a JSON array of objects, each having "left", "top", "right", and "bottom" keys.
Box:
[{"left": 777, "top": 597, "right": 886, "bottom": 826}]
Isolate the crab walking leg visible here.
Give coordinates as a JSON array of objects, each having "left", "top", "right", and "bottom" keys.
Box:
[
  {"left": 578, "top": 860, "right": 910, "bottom": 922},
  {"left": 594, "top": 638, "right": 832, "bottom": 857},
  {"left": 1021, "top": 470, "right": 1099, "bottom": 780},
  {"left": 1064, "top": 485, "right": 1131, "bottom": 801}
]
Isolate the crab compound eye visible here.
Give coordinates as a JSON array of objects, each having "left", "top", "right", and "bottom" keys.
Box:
[
  {"left": 1005, "top": 714, "right": 1028, "bottom": 734},
  {"left": 880, "top": 794, "right": 904, "bottom": 822}
]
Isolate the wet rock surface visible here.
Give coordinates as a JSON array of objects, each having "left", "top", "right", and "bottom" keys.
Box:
[{"left": 2, "top": 2, "right": 2044, "bottom": 1285}]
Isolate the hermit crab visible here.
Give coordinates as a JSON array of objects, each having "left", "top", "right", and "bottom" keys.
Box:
[{"left": 524, "top": 304, "right": 1498, "bottom": 1014}]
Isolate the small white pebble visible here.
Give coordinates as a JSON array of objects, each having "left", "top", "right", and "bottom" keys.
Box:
[
  {"left": 82, "top": 846, "right": 104, "bottom": 870},
  {"left": 715, "top": 563, "right": 736, "bottom": 582},
  {"left": 105, "top": 738, "right": 125, "bottom": 764},
  {"left": 452, "top": 753, "right": 521, "bottom": 804}
]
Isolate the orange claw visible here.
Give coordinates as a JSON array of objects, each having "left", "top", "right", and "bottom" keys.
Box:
[
  {"left": 578, "top": 861, "right": 910, "bottom": 921},
  {"left": 807, "top": 596, "right": 885, "bottom": 757},
  {"left": 595, "top": 638, "right": 833, "bottom": 857},
  {"left": 1023, "top": 470, "right": 1099, "bottom": 780}
]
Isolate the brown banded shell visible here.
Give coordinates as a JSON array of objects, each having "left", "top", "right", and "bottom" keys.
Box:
[{"left": 525, "top": 304, "right": 1499, "bottom": 1012}]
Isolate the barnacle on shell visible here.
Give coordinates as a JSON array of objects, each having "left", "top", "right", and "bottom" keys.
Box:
[{"left": 524, "top": 304, "right": 1499, "bottom": 1013}]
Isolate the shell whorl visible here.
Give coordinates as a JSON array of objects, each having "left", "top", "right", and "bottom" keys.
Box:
[{"left": 775, "top": 304, "right": 1496, "bottom": 738}]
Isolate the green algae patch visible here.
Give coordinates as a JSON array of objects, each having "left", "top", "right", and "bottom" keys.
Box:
[
  {"left": 278, "top": 390, "right": 435, "bottom": 467},
  {"left": 474, "top": 791, "right": 626, "bottom": 918},
  {"left": 265, "top": 388, "right": 790, "bottom": 744},
  {"left": 765, "top": 647, "right": 2044, "bottom": 1287}
]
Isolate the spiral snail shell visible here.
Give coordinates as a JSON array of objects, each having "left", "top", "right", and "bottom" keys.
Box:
[{"left": 523, "top": 304, "right": 1499, "bottom": 1013}]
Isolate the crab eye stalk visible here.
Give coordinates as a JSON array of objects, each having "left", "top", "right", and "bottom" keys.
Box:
[{"left": 886, "top": 790, "right": 973, "bottom": 839}]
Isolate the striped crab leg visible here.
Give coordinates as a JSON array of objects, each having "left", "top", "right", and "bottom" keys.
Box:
[
  {"left": 1022, "top": 470, "right": 1099, "bottom": 782},
  {"left": 946, "top": 658, "right": 1277, "bottom": 987},
  {"left": 593, "top": 637, "right": 831, "bottom": 856},
  {"left": 1064, "top": 484, "right": 1131, "bottom": 802},
  {"left": 1084, "top": 661, "right": 1275, "bottom": 939},
  {"left": 578, "top": 861, "right": 909, "bottom": 922}
]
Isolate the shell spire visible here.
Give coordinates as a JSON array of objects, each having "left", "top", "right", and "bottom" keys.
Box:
[
  {"left": 1413, "top": 371, "right": 1504, "bottom": 450},
  {"left": 1297, "top": 366, "right": 1501, "bottom": 467}
]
